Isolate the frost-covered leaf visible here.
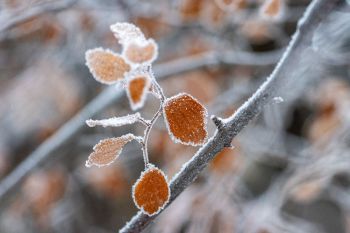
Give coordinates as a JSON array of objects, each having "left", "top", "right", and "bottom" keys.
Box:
[
  {"left": 261, "top": 0, "right": 283, "bottom": 19},
  {"left": 86, "top": 113, "right": 141, "bottom": 128},
  {"left": 110, "top": 22, "right": 145, "bottom": 45},
  {"left": 163, "top": 93, "right": 208, "bottom": 146},
  {"left": 126, "top": 74, "right": 151, "bottom": 110},
  {"left": 123, "top": 39, "right": 158, "bottom": 65},
  {"left": 85, "top": 48, "right": 130, "bottom": 85},
  {"left": 86, "top": 134, "right": 135, "bottom": 168},
  {"left": 132, "top": 165, "right": 170, "bottom": 216}
]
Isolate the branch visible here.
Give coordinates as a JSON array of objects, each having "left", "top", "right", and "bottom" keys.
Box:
[
  {"left": 0, "top": 0, "right": 77, "bottom": 34},
  {"left": 119, "top": 0, "right": 341, "bottom": 232},
  {"left": 0, "top": 49, "right": 279, "bottom": 203}
]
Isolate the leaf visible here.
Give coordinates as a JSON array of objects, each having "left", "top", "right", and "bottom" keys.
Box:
[
  {"left": 123, "top": 39, "right": 158, "bottom": 65},
  {"left": 110, "top": 22, "right": 145, "bottom": 45},
  {"left": 86, "top": 113, "right": 141, "bottom": 127},
  {"left": 85, "top": 48, "right": 131, "bottom": 85},
  {"left": 86, "top": 134, "right": 135, "bottom": 168},
  {"left": 132, "top": 165, "right": 170, "bottom": 216},
  {"left": 163, "top": 93, "right": 208, "bottom": 146},
  {"left": 261, "top": 0, "right": 282, "bottom": 18},
  {"left": 126, "top": 74, "right": 151, "bottom": 110}
]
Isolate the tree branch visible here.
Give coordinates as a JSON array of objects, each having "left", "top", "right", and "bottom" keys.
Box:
[
  {"left": 0, "top": 0, "right": 77, "bottom": 34},
  {"left": 0, "top": 49, "right": 279, "bottom": 203},
  {"left": 119, "top": 0, "right": 341, "bottom": 232}
]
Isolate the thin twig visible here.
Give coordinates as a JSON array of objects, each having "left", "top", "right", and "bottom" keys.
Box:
[
  {"left": 119, "top": 0, "right": 341, "bottom": 232},
  {"left": 0, "top": 49, "right": 280, "bottom": 203}
]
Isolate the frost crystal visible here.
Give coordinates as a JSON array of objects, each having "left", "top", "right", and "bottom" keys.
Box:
[
  {"left": 126, "top": 73, "right": 152, "bottom": 111},
  {"left": 132, "top": 164, "right": 170, "bottom": 216},
  {"left": 123, "top": 39, "right": 158, "bottom": 66},
  {"left": 86, "top": 113, "right": 141, "bottom": 128},
  {"left": 273, "top": 96, "right": 284, "bottom": 103},
  {"left": 85, "top": 48, "right": 130, "bottom": 85},
  {"left": 163, "top": 93, "right": 208, "bottom": 146},
  {"left": 110, "top": 22, "right": 145, "bottom": 45},
  {"left": 85, "top": 134, "right": 135, "bottom": 168}
]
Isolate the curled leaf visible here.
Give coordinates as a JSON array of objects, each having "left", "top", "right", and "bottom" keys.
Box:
[
  {"left": 85, "top": 48, "right": 130, "bottom": 85},
  {"left": 126, "top": 74, "right": 151, "bottom": 110},
  {"left": 132, "top": 165, "right": 170, "bottom": 216},
  {"left": 110, "top": 22, "right": 145, "bottom": 45},
  {"left": 86, "top": 134, "right": 135, "bottom": 168},
  {"left": 86, "top": 113, "right": 141, "bottom": 127},
  {"left": 123, "top": 39, "right": 158, "bottom": 65},
  {"left": 163, "top": 93, "right": 208, "bottom": 146}
]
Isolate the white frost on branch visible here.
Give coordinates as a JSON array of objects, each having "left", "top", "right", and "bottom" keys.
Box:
[{"left": 273, "top": 96, "right": 284, "bottom": 103}]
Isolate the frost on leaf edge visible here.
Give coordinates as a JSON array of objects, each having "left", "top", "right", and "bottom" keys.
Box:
[
  {"left": 85, "top": 47, "right": 130, "bottom": 85},
  {"left": 110, "top": 22, "right": 146, "bottom": 45},
  {"left": 85, "top": 133, "right": 136, "bottom": 168},
  {"left": 86, "top": 113, "right": 141, "bottom": 128},
  {"left": 162, "top": 92, "right": 209, "bottom": 147},
  {"left": 131, "top": 164, "right": 171, "bottom": 216},
  {"left": 122, "top": 38, "right": 159, "bottom": 67}
]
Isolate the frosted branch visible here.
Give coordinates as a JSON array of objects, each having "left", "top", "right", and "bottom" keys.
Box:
[{"left": 119, "top": 0, "right": 341, "bottom": 232}]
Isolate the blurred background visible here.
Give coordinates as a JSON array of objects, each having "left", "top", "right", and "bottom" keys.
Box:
[{"left": 0, "top": 0, "right": 350, "bottom": 232}]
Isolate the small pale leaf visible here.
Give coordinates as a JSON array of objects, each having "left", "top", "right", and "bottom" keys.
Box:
[
  {"left": 86, "top": 113, "right": 141, "bottom": 128},
  {"left": 132, "top": 165, "right": 170, "bottom": 216},
  {"left": 123, "top": 39, "right": 158, "bottom": 65},
  {"left": 85, "top": 48, "right": 131, "bottom": 85},
  {"left": 126, "top": 74, "right": 151, "bottom": 110},
  {"left": 86, "top": 134, "right": 135, "bottom": 168},
  {"left": 110, "top": 22, "right": 145, "bottom": 45},
  {"left": 163, "top": 93, "right": 208, "bottom": 146}
]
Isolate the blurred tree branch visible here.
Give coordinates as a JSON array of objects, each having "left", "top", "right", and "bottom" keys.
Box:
[
  {"left": 0, "top": 0, "right": 77, "bottom": 34},
  {"left": 119, "top": 0, "right": 343, "bottom": 232}
]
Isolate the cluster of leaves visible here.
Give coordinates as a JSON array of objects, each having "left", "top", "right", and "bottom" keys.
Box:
[{"left": 84, "top": 23, "right": 208, "bottom": 216}]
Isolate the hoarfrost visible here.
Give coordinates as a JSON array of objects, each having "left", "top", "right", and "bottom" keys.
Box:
[{"left": 86, "top": 113, "right": 141, "bottom": 128}]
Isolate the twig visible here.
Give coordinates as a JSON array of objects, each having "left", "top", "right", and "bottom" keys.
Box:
[
  {"left": 0, "top": 0, "right": 77, "bottom": 34},
  {"left": 0, "top": 49, "right": 280, "bottom": 203},
  {"left": 119, "top": 0, "right": 341, "bottom": 232}
]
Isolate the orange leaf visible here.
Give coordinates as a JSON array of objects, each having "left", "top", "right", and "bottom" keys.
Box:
[
  {"left": 132, "top": 165, "right": 170, "bottom": 216},
  {"left": 163, "top": 93, "right": 208, "bottom": 146},
  {"left": 85, "top": 48, "right": 131, "bottom": 85},
  {"left": 123, "top": 39, "right": 158, "bottom": 65},
  {"left": 261, "top": 0, "right": 282, "bottom": 18},
  {"left": 126, "top": 74, "right": 151, "bottom": 110},
  {"left": 86, "top": 134, "right": 135, "bottom": 167}
]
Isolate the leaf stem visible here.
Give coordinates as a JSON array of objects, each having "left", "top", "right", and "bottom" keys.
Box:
[{"left": 140, "top": 71, "right": 166, "bottom": 168}]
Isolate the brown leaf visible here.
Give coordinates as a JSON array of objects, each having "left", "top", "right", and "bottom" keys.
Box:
[
  {"left": 126, "top": 74, "right": 151, "bottom": 110},
  {"left": 123, "top": 39, "right": 158, "bottom": 65},
  {"left": 133, "top": 165, "right": 170, "bottom": 216},
  {"left": 261, "top": 0, "right": 282, "bottom": 18},
  {"left": 85, "top": 48, "right": 131, "bottom": 85},
  {"left": 86, "top": 134, "right": 135, "bottom": 167},
  {"left": 163, "top": 93, "right": 208, "bottom": 146}
]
